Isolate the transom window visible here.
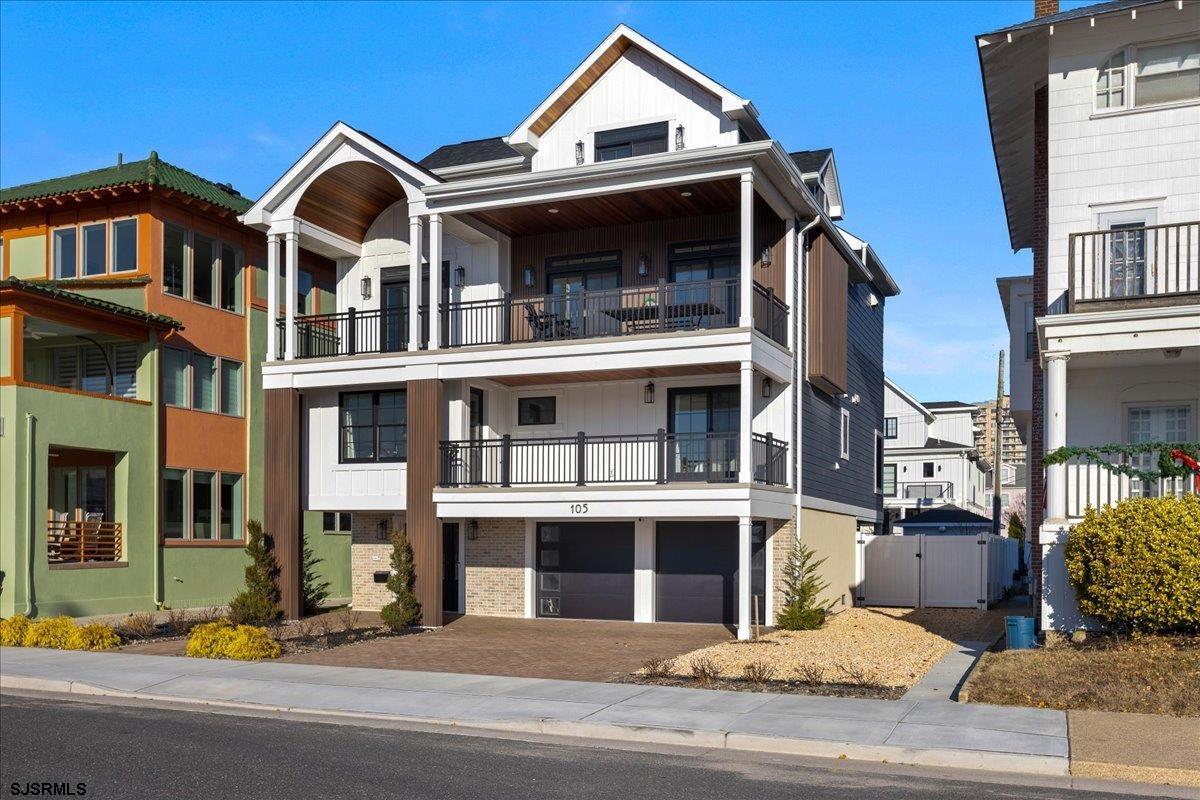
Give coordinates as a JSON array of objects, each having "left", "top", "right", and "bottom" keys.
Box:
[
  {"left": 1096, "top": 39, "right": 1200, "bottom": 112},
  {"left": 594, "top": 121, "right": 669, "bottom": 162},
  {"left": 52, "top": 218, "right": 138, "bottom": 279},
  {"left": 339, "top": 390, "right": 407, "bottom": 463},
  {"left": 162, "top": 222, "right": 244, "bottom": 313}
]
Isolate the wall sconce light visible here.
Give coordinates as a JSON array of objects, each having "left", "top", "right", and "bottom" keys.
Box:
[
  {"left": 761, "top": 376, "right": 772, "bottom": 398},
  {"left": 575, "top": 140, "right": 585, "bottom": 166},
  {"left": 360, "top": 275, "right": 372, "bottom": 300},
  {"left": 637, "top": 254, "right": 649, "bottom": 278},
  {"left": 467, "top": 519, "right": 479, "bottom": 541},
  {"left": 523, "top": 266, "right": 535, "bottom": 288},
  {"left": 674, "top": 124, "right": 685, "bottom": 151},
  {"left": 454, "top": 266, "right": 466, "bottom": 288},
  {"left": 760, "top": 246, "right": 773, "bottom": 268},
  {"left": 377, "top": 519, "right": 389, "bottom": 541},
  {"left": 643, "top": 382, "right": 655, "bottom": 404}
]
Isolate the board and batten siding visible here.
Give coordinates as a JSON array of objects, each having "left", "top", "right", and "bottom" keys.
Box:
[
  {"left": 532, "top": 46, "right": 739, "bottom": 173},
  {"left": 1045, "top": 7, "right": 1200, "bottom": 307},
  {"left": 305, "top": 388, "right": 408, "bottom": 511}
]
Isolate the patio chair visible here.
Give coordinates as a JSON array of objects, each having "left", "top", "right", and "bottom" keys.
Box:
[{"left": 525, "top": 303, "right": 573, "bottom": 341}]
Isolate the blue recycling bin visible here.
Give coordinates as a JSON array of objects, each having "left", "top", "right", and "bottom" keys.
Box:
[{"left": 1005, "top": 615, "right": 1036, "bottom": 650}]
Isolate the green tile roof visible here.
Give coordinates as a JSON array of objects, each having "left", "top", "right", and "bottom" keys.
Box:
[
  {"left": 0, "top": 152, "right": 252, "bottom": 214},
  {"left": 0, "top": 277, "right": 182, "bottom": 330}
]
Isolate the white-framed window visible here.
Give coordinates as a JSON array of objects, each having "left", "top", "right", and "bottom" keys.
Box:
[
  {"left": 162, "top": 467, "right": 244, "bottom": 541},
  {"left": 52, "top": 226, "right": 77, "bottom": 279},
  {"left": 1096, "top": 38, "right": 1200, "bottom": 113},
  {"left": 49, "top": 342, "right": 138, "bottom": 398},
  {"left": 49, "top": 219, "right": 140, "bottom": 279},
  {"left": 82, "top": 223, "right": 107, "bottom": 277},
  {"left": 839, "top": 408, "right": 851, "bottom": 460},
  {"left": 111, "top": 218, "right": 138, "bottom": 272}
]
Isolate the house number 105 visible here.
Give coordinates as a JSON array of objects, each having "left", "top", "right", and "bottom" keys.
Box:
[{"left": 570, "top": 503, "right": 589, "bottom": 515}]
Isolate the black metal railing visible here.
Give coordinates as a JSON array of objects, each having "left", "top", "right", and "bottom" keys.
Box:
[
  {"left": 1068, "top": 220, "right": 1199, "bottom": 310},
  {"left": 752, "top": 432, "right": 788, "bottom": 485},
  {"left": 752, "top": 284, "right": 789, "bottom": 347},
  {"left": 436, "top": 430, "right": 787, "bottom": 487},
  {"left": 902, "top": 482, "right": 952, "bottom": 502},
  {"left": 276, "top": 306, "right": 429, "bottom": 358}
]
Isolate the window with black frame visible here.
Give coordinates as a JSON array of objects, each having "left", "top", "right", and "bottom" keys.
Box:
[
  {"left": 339, "top": 390, "right": 407, "bottom": 463},
  {"left": 594, "top": 121, "right": 668, "bottom": 162},
  {"left": 545, "top": 252, "right": 621, "bottom": 338},
  {"left": 668, "top": 386, "right": 739, "bottom": 482},
  {"left": 668, "top": 240, "right": 738, "bottom": 330}
]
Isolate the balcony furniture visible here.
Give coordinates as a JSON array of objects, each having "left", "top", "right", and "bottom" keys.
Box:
[
  {"left": 600, "top": 301, "right": 724, "bottom": 333},
  {"left": 524, "top": 303, "right": 574, "bottom": 341}
]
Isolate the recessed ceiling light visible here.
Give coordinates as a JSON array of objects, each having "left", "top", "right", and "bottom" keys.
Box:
[
  {"left": 547, "top": 208, "right": 559, "bottom": 213},
  {"left": 680, "top": 191, "right": 692, "bottom": 197}
]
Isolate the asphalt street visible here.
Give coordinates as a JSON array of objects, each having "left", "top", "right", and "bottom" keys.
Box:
[{"left": 0, "top": 693, "right": 1173, "bottom": 800}]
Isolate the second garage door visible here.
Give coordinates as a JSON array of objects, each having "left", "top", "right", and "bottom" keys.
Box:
[
  {"left": 536, "top": 522, "right": 634, "bottom": 620},
  {"left": 656, "top": 522, "right": 765, "bottom": 624}
]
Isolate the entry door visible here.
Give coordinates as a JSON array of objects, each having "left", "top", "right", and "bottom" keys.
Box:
[
  {"left": 442, "top": 522, "right": 460, "bottom": 614},
  {"left": 669, "top": 386, "right": 739, "bottom": 482},
  {"left": 1109, "top": 222, "right": 1146, "bottom": 297}
]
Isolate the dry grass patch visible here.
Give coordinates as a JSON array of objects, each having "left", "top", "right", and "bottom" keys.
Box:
[
  {"left": 966, "top": 635, "right": 1200, "bottom": 717},
  {"left": 651, "top": 607, "right": 992, "bottom": 691}
]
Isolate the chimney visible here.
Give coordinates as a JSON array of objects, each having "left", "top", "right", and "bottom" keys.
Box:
[
  {"left": 117, "top": 152, "right": 123, "bottom": 168},
  {"left": 1035, "top": 0, "right": 1059, "bottom": 17}
]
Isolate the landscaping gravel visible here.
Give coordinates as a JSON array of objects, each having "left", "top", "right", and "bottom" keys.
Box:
[{"left": 657, "top": 607, "right": 1005, "bottom": 690}]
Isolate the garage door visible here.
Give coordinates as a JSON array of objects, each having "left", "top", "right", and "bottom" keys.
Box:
[
  {"left": 656, "top": 522, "right": 765, "bottom": 624},
  {"left": 536, "top": 522, "right": 634, "bottom": 620}
]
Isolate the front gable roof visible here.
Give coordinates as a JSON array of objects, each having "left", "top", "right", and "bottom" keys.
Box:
[
  {"left": 885, "top": 376, "right": 935, "bottom": 423},
  {"left": 506, "top": 24, "right": 763, "bottom": 154}
]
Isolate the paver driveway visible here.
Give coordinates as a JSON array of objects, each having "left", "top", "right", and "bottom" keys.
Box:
[{"left": 280, "top": 614, "right": 733, "bottom": 682}]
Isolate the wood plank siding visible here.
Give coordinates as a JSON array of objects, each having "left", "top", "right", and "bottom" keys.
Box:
[
  {"left": 293, "top": 161, "right": 409, "bottom": 243},
  {"left": 510, "top": 203, "right": 786, "bottom": 299},
  {"left": 806, "top": 231, "right": 848, "bottom": 395},
  {"left": 405, "top": 378, "right": 443, "bottom": 626},
  {"left": 264, "top": 387, "right": 303, "bottom": 618}
]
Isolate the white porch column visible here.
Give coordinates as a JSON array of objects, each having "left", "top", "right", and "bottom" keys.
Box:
[
  {"left": 739, "top": 172, "right": 755, "bottom": 326},
  {"left": 283, "top": 231, "right": 299, "bottom": 360},
  {"left": 784, "top": 216, "right": 797, "bottom": 351},
  {"left": 408, "top": 215, "right": 423, "bottom": 351},
  {"left": 633, "top": 519, "right": 654, "bottom": 623},
  {"left": 739, "top": 361, "right": 754, "bottom": 484},
  {"left": 265, "top": 233, "right": 280, "bottom": 361},
  {"left": 428, "top": 213, "right": 442, "bottom": 350},
  {"left": 737, "top": 516, "right": 752, "bottom": 640},
  {"left": 1044, "top": 351, "right": 1070, "bottom": 520}
]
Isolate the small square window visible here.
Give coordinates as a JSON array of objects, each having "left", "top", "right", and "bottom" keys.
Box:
[
  {"left": 518, "top": 396, "right": 556, "bottom": 426},
  {"left": 923, "top": 462, "right": 935, "bottom": 479},
  {"left": 884, "top": 417, "right": 898, "bottom": 439}
]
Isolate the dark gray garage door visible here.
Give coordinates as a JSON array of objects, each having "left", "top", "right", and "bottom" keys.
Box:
[
  {"left": 656, "top": 522, "right": 765, "bottom": 624},
  {"left": 536, "top": 522, "right": 634, "bottom": 620}
]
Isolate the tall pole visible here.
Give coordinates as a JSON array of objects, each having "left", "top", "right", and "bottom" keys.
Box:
[{"left": 992, "top": 349, "right": 1005, "bottom": 536}]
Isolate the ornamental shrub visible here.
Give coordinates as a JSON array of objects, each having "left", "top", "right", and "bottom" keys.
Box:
[
  {"left": 67, "top": 623, "right": 121, "bottom": 651},
  {"left": 186, "top": 619, "right": 280, "bottom": 660},
  {"left": 23, "top": 616, "right": 77, "bottom": 648},
  {"left": 301, "top": 535, "right": 330, "bottom": 617},
  {"left": 228, "top": 519, "right": 281, "bottom": 626},
  {"left": 379, "top": 524, "right": 421, "bottom": 631},
  {"left": 186, "top": 620, "right": 235, "bottom": 658},
  {"left": 0, "top": 614, "right": 31, "bottom": 647},
  {"left": 775, "top": 537, "right": 834, "bottom": 631},
  {"left": 1065, "top": 494, "right": 1200, "bottom": 633}
]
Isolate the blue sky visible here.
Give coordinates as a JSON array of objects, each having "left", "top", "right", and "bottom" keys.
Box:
[{"left": 0, "top": 0, "right": 1088, "bottom": 401}]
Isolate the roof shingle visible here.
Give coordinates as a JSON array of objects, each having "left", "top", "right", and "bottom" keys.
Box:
[
  {"left": 419, "top": 137, "right": 523, "bottom": 170},
  {"left": 0, "top": 277, "right": 181, "bottom": 329}
]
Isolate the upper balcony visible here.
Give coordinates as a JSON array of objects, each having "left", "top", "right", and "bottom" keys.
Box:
[{"left": 1066, "top": 220, "right": 1199, "bottom": 313}]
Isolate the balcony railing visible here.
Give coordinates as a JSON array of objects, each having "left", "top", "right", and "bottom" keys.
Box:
[
  {"left": 274, "top": 278, "right": 791, "bottom": 359},
  {"left": 439, "top": 430, "right": 788, "bottom": 488},
  {"left": 47, "top": 520, "right": 122, "bottom": 564},
  {"left": 902, "top": 482, "right": 952, "bottom": 502},
  {"left": 752, "top": 432, "right": 788, "bottom": 485},
  {"left": 1067, "top": 220, "right": 1199, "bottom": 310},
  {"left": 1065, "top": 452, "right": 1198, "bottom": 518}
]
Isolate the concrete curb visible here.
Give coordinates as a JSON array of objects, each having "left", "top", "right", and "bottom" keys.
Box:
[{"left": 0, "top": 674, "right": 1069, "bottom": 777}]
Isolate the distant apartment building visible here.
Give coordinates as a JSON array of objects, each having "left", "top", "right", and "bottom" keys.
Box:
[
  {"left": 973, "top": 395, "right": 1025, "bottom": 469},
  {"left": 0, "top": 154, "right": 349, "bottom": 618}
]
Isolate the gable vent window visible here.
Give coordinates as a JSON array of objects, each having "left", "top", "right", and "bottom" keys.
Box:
[{"left": 594, "top": 122, "right": 668, "bottom": 162}]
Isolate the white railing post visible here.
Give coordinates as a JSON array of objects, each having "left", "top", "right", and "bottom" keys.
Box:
[{"left": 1044, "top": 350, "right": 1069, "bottom": 520}]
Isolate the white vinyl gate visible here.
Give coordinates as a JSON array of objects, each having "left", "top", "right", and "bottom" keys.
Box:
[{"left": 857, "top": 534, "right": 1018, "bottom": 609}]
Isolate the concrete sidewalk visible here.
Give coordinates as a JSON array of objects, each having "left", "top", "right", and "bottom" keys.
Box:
[{"left": 0, "top": 646, "right": 1068, "bottom": 777}]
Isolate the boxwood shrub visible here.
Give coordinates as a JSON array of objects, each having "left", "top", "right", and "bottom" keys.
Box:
[
  {"left": 186, "top": 620, "right": 280, "bottom": 661},
  {"left": 1065, "top": 494, "right": 1200, "bottom": 633}
]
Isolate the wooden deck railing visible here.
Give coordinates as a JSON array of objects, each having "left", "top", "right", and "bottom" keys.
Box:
[
  {"left": 47, "top": 520, "right": 122, "bottom": 564},
  {"left": 1067, "top": 220, "right": 1199, "bottom": 310}
]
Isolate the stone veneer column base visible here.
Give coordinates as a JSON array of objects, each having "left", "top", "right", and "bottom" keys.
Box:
[
  {"left": 350, "top": 512, "right": 404, "bottom": 612},
  {"left": 771, "top": 515, "right": 797, "bottom": 621}
]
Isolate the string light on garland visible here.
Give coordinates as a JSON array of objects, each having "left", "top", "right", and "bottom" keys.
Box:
[{"left": 1043, "top": 441, "right": 1200, "bottom": 483}]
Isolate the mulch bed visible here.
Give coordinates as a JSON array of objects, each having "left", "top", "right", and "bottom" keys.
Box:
[{"left": 616, "top": 673, "right": 904, "bottom": 700}]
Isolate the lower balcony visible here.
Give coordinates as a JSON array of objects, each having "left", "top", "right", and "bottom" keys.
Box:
[
  {"left": 1064, "top": 451, "right": 1198, "bottom": 519},
  {"left": 438, "top": 430, "right": 787, "bottom": 488},
  {"left": 47, "top": 520, "right": 123, "bottom": 565}
]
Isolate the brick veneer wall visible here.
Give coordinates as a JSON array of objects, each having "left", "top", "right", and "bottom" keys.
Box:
[
  {"left": 350, "top": 512, "right": 403, "bottom": 611},
  {"left": 771, "top": 516, "right": 797, "bottom": 620},
  {"left": 465, "top": 518, "right": 526, "bottom": 617},
  {"left": 1031, "top": 83, "right": 1048, "bottom": 624}
]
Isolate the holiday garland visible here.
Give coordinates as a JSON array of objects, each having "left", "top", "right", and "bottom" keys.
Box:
[{"left": 1043, "top": 441, "right": 1200, "bottom": 482}]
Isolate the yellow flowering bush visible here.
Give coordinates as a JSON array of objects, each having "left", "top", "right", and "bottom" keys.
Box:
[
  {"left": 0, "top": 614, "right": 31, "bottom": 647},
  {"left": 187, "top": 619, "right": 280, "bottom": 661},
  {"left": 22, "top": 616, "right": 78, "bottom": 649},
  {"left": 67, "top": 622, "right": 122, "bottom": 651},
  {"left": 1065, "top": 494, "right": 1200, "bottom": 633}
]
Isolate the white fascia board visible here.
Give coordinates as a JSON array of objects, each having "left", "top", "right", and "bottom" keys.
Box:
[
  {"left": 885, "top": 376, "right": 935, "bottom": 423},
  {"left": 433, "top": 484, "right": 794, "bottom": 520},
  {"left": 751, "top": 331, "right": 794, "bottom": 382},
  {"left": 432, "top": 157, "right": 528, "bottom": 180},
  {"left": 1038, "top": 304, "right": 1200, "bottom": 355},
  {"left": 295, "top": 219, "right": 361, "bottom": 258}
]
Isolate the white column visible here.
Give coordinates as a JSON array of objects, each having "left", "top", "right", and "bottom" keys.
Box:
[
  {"left": 1044, "top": 351, "right": 1069, "bottom": 521},
  {"left": 283, "top": 231, "right": 299, "bottom": 360},
  {"left": 265, "top": 233, "right": 280, "bottom": 361},
  {"left": 428, "top": 213, "right": 442, "bottom": 350},
  {"left": 739, "top": 172, "right": 755, "bottom": 326},
  {"left": 633, "top": 519, "right": 654, "bottom": 623},
  {"left": 737, "top": 516, "right": 752, "bottom": 640},
  {"left": 784, "top": 216, "right": 797, "bottom": 351},
  {"left": 739, "top": 361, "right": 754, "bottom": 483},
  {"left": 408, "top": 215, "right": 423, "bottom": 351}
]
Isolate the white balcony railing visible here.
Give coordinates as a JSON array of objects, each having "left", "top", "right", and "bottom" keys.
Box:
[{"left": 1064, "top": 455, "right": 1197, "bottom": 518}]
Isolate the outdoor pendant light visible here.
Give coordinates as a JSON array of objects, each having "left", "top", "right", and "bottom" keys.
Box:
[
  {"left": 644, "top": 382, "right": 655, "bottom": 404},
  {"left": 637, "top": 254, "right": 649, "bottom": 278},
  {"left": 523, "top": 266, "right": 535, "bottom": 288},
  {"left": 360, "top": 275, "right": 372, "bottom": 300}
]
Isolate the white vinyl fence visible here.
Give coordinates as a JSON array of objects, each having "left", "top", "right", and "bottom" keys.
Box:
[{"left": 856, "top": 533, "right": 1020, "bottom": 610}]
